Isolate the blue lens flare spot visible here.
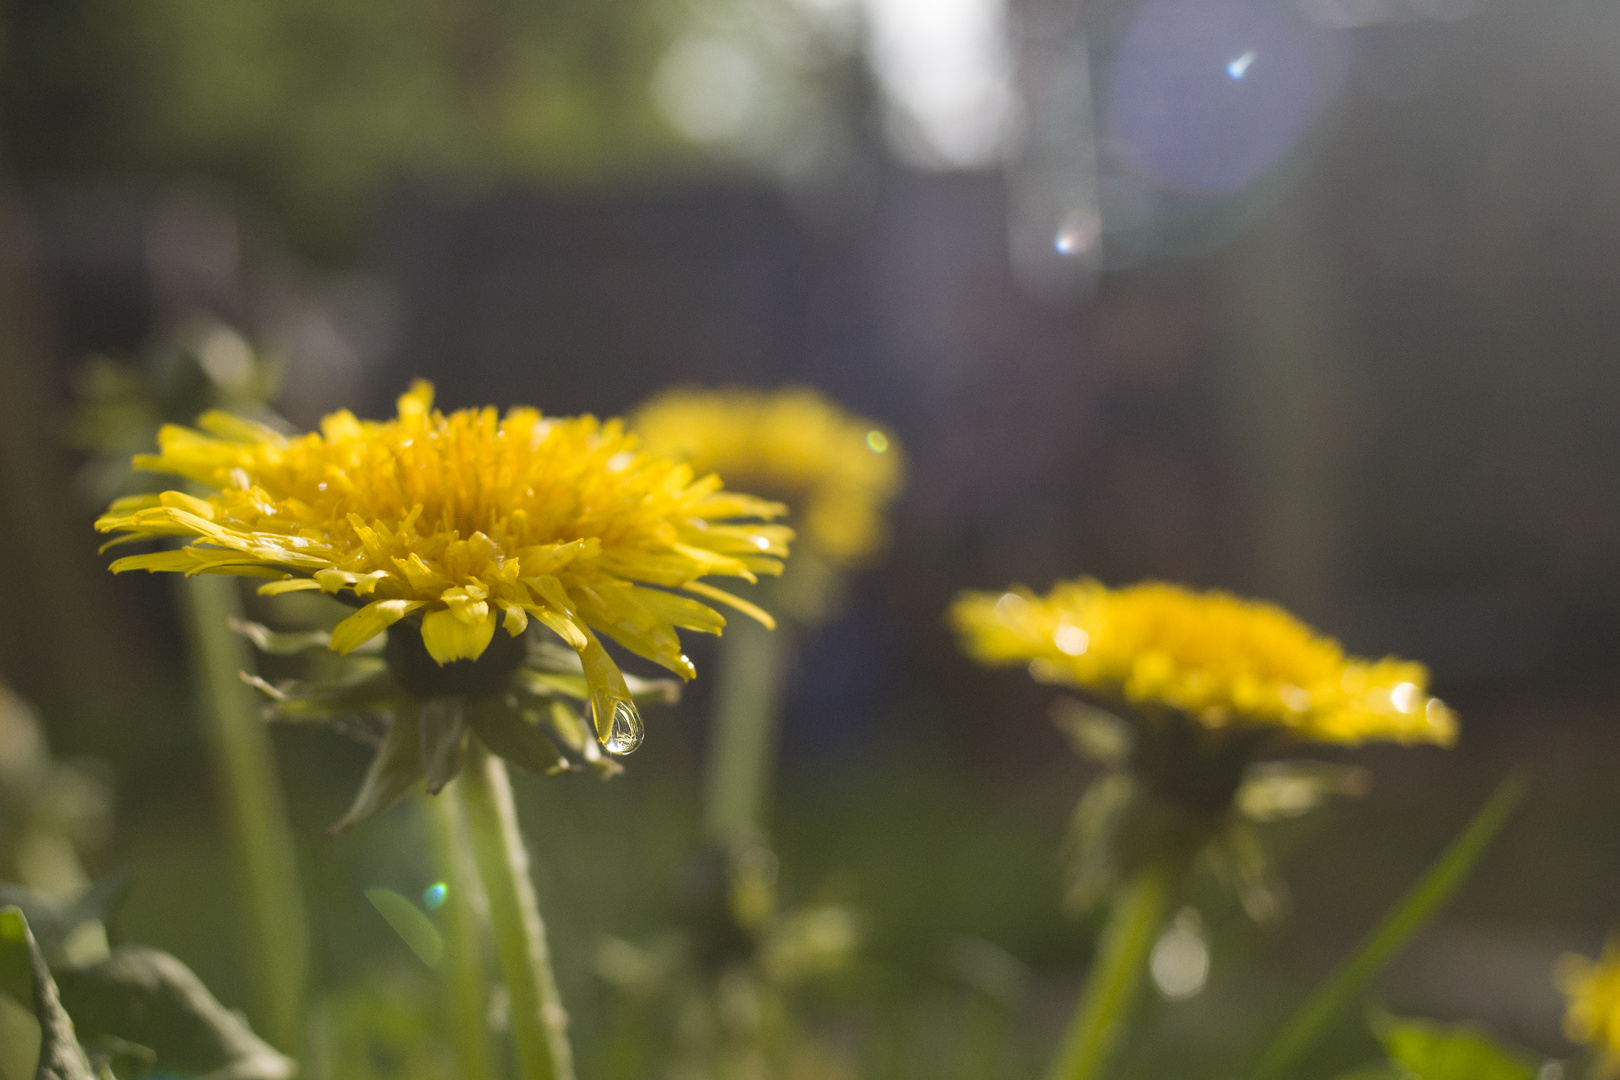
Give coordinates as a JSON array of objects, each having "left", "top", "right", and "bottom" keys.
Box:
[
  {"left": 423, "top": 882, "right": 448, "bottom": 910},
  {"left": 1226, "top": 50, "right": 1256, "bottom": 79}
]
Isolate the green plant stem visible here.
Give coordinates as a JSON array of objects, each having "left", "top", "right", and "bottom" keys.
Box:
[
  {"left": 421, "top": 789, "right": 496, "bottom": 1080},
  {"left": 457, "top": 737, "right": 574, "bottom": 1080},
  {"left": 704, "top": 614, "right": 789, "bottom": 848},
  {"left": 1250, "top": 775, "right": 1526, "bottom": 1080},
  {"left": 1044, "top": 854, "right": 1187, "bottom": 1080},
  {"left": 177, "top": 573, "right": 308, "bottom": 1056}
]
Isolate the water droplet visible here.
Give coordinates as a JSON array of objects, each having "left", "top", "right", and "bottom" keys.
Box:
[
  {"left": 866, "top": 430, "right": 890, "bottom": 453},
  {"left": 603, "top": 699, "right": 643, "bottom": 755},
  {"left": 423, "top": 882, "right": 448, "bottom": 910}
]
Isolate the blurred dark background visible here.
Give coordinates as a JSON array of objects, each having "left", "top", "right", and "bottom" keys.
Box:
[{"left": 0, "top": 0, "right": 1617, "bottom": 1074}]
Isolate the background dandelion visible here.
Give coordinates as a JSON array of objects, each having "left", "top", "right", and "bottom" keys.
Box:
[{"left": 1, "top": 1, "right": 1619, "bottom": 1078}]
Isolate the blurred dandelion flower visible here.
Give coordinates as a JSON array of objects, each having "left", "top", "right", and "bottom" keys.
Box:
[
  {"left": 951, "top": 578, "right": 1456, "bottom": 746},
  {"left": 952, "top": 578, "right": 1457, "bottom": 925},
  {"left": 97, "top": 381, "right": 792, "bottom": 760},
  {"left": 631, "top": 386, "right": 902, "bottom": 568},
  {"left": 1559, "top": 936, "right": 1620, "bottom": 1069}
]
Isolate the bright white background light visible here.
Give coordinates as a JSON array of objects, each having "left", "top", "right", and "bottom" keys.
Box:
[{"left": 862, "top": 0, "right": 1021, "bottom": 168}]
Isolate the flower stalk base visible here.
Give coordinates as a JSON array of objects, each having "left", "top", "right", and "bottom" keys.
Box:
[
  {"left": 421, "top": 789, "right": 496, "bottom": 1080},
  {"left": 1044, "top": 853, "right": 1187, "bottom": 1080},
  {"left": 456, "top": 737, "right": 574, "bottom": 1080}
]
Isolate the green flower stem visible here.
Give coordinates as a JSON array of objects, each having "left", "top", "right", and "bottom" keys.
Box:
[
  {"left": 177, "top": 573, "right": 309, "bottom": 1055},
  {"left": 421, "top": 789, "right": 496, "bottom": 1080},
  {"left": 457, "top": 736, "right": 574, "bottom": 1080},
  {"left": 1044, "top": 854, "right": 1187, "bottom": 1080},
  {"left": 703, "top": 614, "right": 789, "bottom": 848}
]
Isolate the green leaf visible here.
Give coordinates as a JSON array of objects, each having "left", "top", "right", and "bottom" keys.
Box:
[
  {"left": 1249, "top": 776, "right": 1527, "bottom": 1080},
  {"left": 418, "top": 697, "right": 467, "bottom": 795},
  {"left": 1378, "top": 1017, "right": 1536, "bottom": 1080},
  {"left": 1326, "top": 1067, "right": 1401, "bottom": 1080},
  {"left": 0, "top": 907, "right": 96, "bottom": 1080},
  {"left": 364, "top": 889, "right": 446, "bottom": 969},
  {"left": 331, "top": 703, "right": 424, "bottom": 833},
  {"left": 54, "top": 946, "right": 295, "bottom": 1080}
]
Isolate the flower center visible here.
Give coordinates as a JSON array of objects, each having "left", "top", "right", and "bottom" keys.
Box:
[{"left": 385, "top": 619, "right": 526, "bottom": 699}]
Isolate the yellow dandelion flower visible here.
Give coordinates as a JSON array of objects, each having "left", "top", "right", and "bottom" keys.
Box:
[
  {"left": 1560, "top": 937, "right": 1620, "bottom": 1066},
  {"left": 97, "top": 381, "right": 792, "bottom": 746},
  {"left": 950, "top": 578, "right": 1456, "bottom": 746},
  {"left": 630, "top": 386, "right": 902, "bottom": 566}
]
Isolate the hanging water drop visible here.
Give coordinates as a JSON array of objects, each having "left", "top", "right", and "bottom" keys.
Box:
[{"left": 602, "top": 699, "right": 644, "bottom": 755}]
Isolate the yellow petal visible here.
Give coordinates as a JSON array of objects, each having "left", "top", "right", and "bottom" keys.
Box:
[
  {"left": 683, "top": 580, "right": 776, "bottom": 630},
  {"left": 257, "top": 577, "right": 324, "bottom": 596},
  {"left": 332, "top": 599, "right": 425, "bottom": 654},
  {"left": 421, "top": 607, "right": 496, "bottom": 664}
]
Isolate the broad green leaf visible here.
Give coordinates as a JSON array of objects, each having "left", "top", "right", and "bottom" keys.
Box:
[
  {"left": 1379, "top": 1017, "right": 1536, "bottom": 1080},
  {"left": 55, "top": 946, "right": 295, "bottom": 1080},
  {"left": 331, "top": 703, "right": 424, "bottom": 832},
  {"left": 0, "top": 907, "right": 95, "bottom": 1080},
  {"left": 364, "top": 889, "right": 446, "bottom": 969}
]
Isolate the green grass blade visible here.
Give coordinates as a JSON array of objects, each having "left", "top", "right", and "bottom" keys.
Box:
[{"left": 1249, "top": 775, "right": 1526, "bottom": 1080}]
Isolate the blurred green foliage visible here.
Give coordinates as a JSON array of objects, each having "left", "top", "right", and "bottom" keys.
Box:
[{"left": 1, "top": 0, "right": 693, "bottom": 259}]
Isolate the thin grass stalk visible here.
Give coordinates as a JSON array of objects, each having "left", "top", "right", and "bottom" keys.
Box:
[
  {"left": 421, "top": 789, "right": 496, "bottom": 1080},
  {"left": 1249, "top": 775, "right": 1526, "bottom": 1080},
  {"left": 1043, "top": 853, "right": 1187, "bottom": 1080},
  {"left": 177, "top": 573, "right": 309, "bottom": 1055},
  {"left": 703, "top": 614, "right": 788, "bottom": 847},
  {"left": 457, "top": 736, "right": 574, "bottom": 1080}
]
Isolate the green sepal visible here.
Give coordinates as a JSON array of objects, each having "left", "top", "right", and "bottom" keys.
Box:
[
  {"left": 0, "top": 906, "right": 97, "bottom": 1080},
  {"left": 466, "top": 699, "right": 568, "bottom": 776},
  {"left": 1236, "top": 760, "right": 1370, "bottom": 822},
  {"left": 1051, "top": 698, "right": 1132, "bottom": 766},
  {"left": 519, "top": 641, "right": 682, "bottom": 705},
  {"left": 252, "top": 662, "right": 401, "bottom": 724},
  {"left": 540, "top": 699, "right": 622, "bottom": 777},
  {"left": 229, "top": 617, "right": 335, "bottom": 655},
  {"left": 331, "top": 704, "right": 423, "bottom": 833},
  {"left": 418, "top": 697, "right": 466, "bottom": 794},
  {"left": 55, "top": 947, "right": 295, "bottom": 1080},
  {"left": 1059, "top": 772, "right": 1137, "bottom": 915}
]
